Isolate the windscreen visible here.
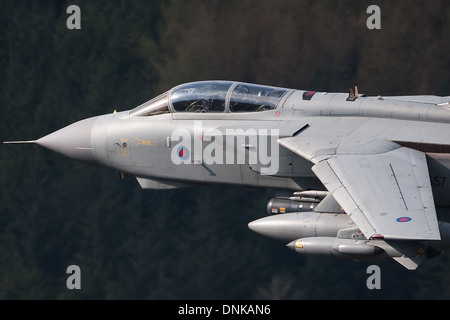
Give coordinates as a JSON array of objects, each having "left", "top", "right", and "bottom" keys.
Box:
[{"left": 129, "top": 92, "right": 169, "bottom": 117}]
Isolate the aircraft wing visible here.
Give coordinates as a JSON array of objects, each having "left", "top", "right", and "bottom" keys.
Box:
[{"left": 278, "top": 134, "right": 441, "bottom": 242}]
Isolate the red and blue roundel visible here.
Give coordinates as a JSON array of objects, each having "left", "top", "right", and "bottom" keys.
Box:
[
  {"left": 177, "top": 146, "right": 190, "bottom": 160},
  {"left": 396, "top": 217, "right": 412, "bottom": 222}
]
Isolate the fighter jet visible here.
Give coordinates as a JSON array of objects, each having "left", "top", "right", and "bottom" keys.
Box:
[{"left": 5, "top": 80, "right": 450, "bottom": 270}]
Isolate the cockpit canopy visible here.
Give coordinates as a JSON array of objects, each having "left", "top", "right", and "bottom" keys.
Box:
[{"left": 129, "top": 81, "right": 289, "bottom": 117}]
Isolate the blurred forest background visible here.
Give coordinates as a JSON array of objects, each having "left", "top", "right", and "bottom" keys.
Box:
[{"left": 1, "top": 0, "right": 450, "bottom": 299}]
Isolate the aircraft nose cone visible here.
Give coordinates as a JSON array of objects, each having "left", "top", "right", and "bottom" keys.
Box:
[{"left": 36, "top": 116, "right": 98, "bottom": 163}]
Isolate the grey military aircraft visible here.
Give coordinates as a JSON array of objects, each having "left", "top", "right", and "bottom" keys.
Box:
[{"left": 5, "top": 80, "right": 450, "bottom": 270}]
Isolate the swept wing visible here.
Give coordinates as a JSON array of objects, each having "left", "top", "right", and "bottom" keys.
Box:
[{"left": 278, "top": 125, "right": 440, "bottom": 242}]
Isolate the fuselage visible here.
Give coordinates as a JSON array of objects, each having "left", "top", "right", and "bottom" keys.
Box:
[{"left": 34, "top": 81, "right": 450, "bottom": 205}]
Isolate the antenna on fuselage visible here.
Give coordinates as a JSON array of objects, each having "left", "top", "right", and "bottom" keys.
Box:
[{"left": 347, "top": 85, "right": 359, "bottom": 101}]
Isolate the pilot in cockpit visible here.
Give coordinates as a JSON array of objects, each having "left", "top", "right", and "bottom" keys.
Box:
[
  {"left": 186, "top": 84, "right": 225, "bottom": 112},
  {"left": 187, "top": 98, "right": 209, "bottom": 112}
]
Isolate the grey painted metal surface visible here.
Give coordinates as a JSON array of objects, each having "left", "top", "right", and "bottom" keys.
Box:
[{"left": 5, "top": 80, "right": 450, "bottom": 269}]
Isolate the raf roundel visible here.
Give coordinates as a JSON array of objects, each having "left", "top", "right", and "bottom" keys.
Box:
[
  {"left": 177, "top": 146, "right": 190, "bottom": 161},
  {"left": 396, "top": 217, "right": 412, "bottom": 223}
]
